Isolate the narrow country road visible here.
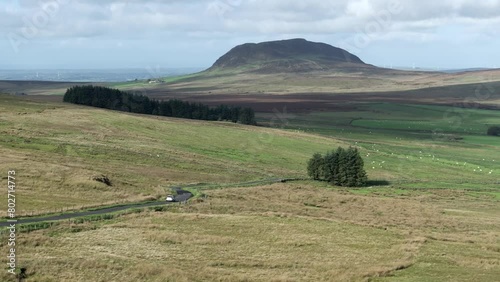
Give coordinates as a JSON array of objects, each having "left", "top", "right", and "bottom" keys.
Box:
[
  {"left": 1, "top": 178, "right": 300, "bottom": 228},
  {"left": 0, "top": 189, "right": 192, "bottom": 227}
]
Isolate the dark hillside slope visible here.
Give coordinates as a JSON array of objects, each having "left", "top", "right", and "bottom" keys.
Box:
[{"left": 208, "top": 38, "right": 373, "bottom": 73}]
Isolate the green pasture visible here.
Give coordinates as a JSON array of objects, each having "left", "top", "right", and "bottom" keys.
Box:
[{"left": 258, "top": 102, "right": 500, "bottom": 196}]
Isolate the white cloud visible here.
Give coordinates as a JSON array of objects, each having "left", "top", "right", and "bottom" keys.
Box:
[
  {"left": 346, "top": 0, "right": 375, "bottom": 18},
  {"left": 2, "top": 0, "right": 500, "bottom": 40},
  {"left": 1, "top": 0, "right": 500, "bottom": 68}
]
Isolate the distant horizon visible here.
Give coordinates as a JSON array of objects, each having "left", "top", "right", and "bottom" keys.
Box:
[
  {"left": 2, "top": 1, "right": 500, "bottom": 70},
  {"left": 0, "top": 68, "right": 204, "bottom": 83},
  {"left": 0, "top": 67, "right": 205, "bottom": 71},
  {"left": 1, "top": 65, "right": 498, "bottom": 83},
  {"left": 0, "top": 65, "right": 496, "bottom": 72}
]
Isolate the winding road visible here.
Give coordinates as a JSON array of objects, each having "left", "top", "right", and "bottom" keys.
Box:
[
  {"left": 0, "top": 189, "right": 192, "bottom": 227},
  {"left": 1, "top": 178, "right": 300, "bottom": 228}
]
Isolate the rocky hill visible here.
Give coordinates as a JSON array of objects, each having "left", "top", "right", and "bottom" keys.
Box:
[{"left": 208, "top": 38, "right": 373, "bottom": 73}]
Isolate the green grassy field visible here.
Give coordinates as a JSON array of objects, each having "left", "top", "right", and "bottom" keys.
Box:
[
  {"left": 0, "top": 94, "right": 341, "bottom": 214},
  {"left": 258, "top": 103, "right": 500, "bottom": 193},
  {"left": 1, "top": 94, "right": 499, "bottom": 281}
]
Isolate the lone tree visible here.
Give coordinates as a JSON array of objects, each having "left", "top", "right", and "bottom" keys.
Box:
[
  {"left": 487, "top": 126, "right": 500, "bottom": 136},
  {"left": 307, "top": 146, "right": 367, "bottom": 187}
]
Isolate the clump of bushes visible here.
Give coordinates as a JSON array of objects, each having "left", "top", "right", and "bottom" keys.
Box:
[
  {"left": 307, "top": 146, "right": 367, "bottom": 187},
  {"left": 487, "top": 126, "right": 500, "bottom": 136}
]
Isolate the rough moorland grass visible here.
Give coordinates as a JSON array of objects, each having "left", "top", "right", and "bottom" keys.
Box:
[
  {"left": 4, "top": 69, "right": 500, "bottom": 96},
  {"left": 2, "top": 96, "right": 499, "bottom": 212},
  {"left": 1, "top": 95, "right": 499, "bottom": 281},
  {"left": 0, "top": 94, "right": 340, "bottom": 213},
  {"left": 1, "top": 182, "right": 498, "bottom": 281},
  {"left": 154, "top": 68, "right": 500, "bottom": 95}
]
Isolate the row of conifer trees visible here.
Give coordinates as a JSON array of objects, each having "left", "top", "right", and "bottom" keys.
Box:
[{"left": 63, "top": 85, "right": 256, "bottom": 125}]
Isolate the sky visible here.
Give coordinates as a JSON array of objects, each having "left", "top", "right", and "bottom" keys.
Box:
[{"left": 1, "top": 0, "right": 500, "bottom": 70}]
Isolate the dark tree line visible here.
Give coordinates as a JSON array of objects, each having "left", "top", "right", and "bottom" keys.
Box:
[
  {"left": 487, "top": 126, "right": 500, "bottom": 136},
  {"left": 307, "top": 147, "right": 367, "bottom": 187},
  {"left": 63, "top": 85, "right": 256, "bottom": 125}
]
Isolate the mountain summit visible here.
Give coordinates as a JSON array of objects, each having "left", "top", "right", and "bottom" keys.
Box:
[{"left": 208, "top": 38, "right": 371, "bottom": 73}]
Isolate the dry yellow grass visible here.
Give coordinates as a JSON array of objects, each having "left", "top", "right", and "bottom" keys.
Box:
[
  {"left": 160, "top": 69, "right": 500, "bottom": 95},
  {"left": 4, "top": 68, "right": 500, "bottom": 97},
  {"left": 2, "top": 182, "right": 498, "bottom": 281},
  {"left": 0, "top": 95, "right": 342, "bottom": 213}
]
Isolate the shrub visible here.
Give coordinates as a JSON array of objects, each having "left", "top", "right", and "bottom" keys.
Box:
[
  {"left": 487, "top": 126, "right": 500, "bottom": 136},
  {"left": 307, "top": 146, "right": 367, "bottom": 187}
]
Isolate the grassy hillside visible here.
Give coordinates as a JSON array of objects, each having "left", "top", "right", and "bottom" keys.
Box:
[
  {"left": 0, "top": 95, "right": 499, "bottom": 281},
  {"left": 3, "top": 69, "right": 500, "bottom": 98},
  {"left": 142, "top": 68, "right": 500, "bottom": 95},
  {"left": 1, "top": 95, "right": 499, "bottom": 213},
  {"left": 0, "top": 94, "right": 340, "bottom": 214}
]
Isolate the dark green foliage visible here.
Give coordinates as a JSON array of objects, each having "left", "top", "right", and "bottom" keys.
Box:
[
  {"left": 238, "top": 107, "right": 257, "bottom": 125},
  {"left": 336, "top": 147, "right": 350, "bottom": 186},
  {"left": 323, "top": 149, "right": 341, "bottom": 185},
  {"left": 307, "top": 153, "right": 325, "bottom": 180},
  {"left": 487, "top": 126, "right": 500, "bottom": 136},
  {"left": 308, "top": 146, "right": 367, "bottom": 187},
  {"left": 63, "top": 85, "right": 256, "bottom": 125}
]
